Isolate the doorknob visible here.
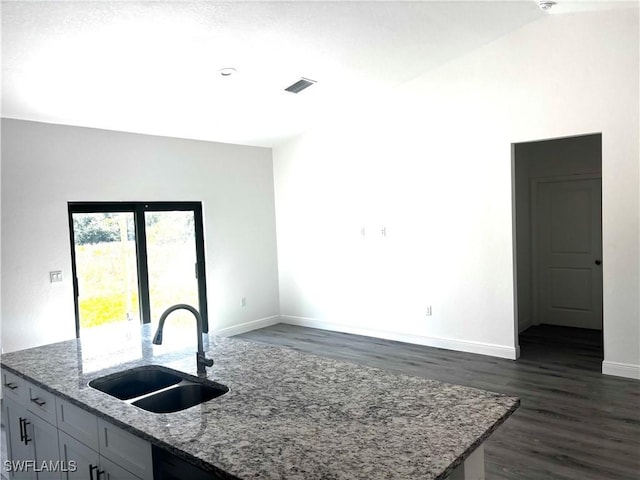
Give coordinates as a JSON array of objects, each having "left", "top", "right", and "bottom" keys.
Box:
[{"left": 595, "top": 259, "right": 602, "bottom": 265}]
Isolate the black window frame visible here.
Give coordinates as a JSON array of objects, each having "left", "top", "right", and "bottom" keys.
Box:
[{"left": 68, "top": 201, "right": 209, "bottom": 337}]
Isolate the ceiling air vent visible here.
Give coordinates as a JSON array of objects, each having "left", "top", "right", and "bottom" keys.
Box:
[{"left": 284, "top": 78, "right": 316, "bottom": 94}]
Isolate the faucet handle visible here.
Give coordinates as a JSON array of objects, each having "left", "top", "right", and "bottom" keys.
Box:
[{"left": 197, "top": 352, "right": 214, "bottom": 368}]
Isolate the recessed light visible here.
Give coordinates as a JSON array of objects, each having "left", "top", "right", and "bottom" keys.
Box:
[{"left": 219, "top": 67, "right": 237, "bottom": 77}]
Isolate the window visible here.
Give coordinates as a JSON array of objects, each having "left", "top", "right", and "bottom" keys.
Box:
[{"left": 68, "top": 202, "right": 209, "bottom": 340}]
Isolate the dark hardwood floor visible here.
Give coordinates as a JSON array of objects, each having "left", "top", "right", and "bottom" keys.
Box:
[
  {"left": 519, "top": 324, "right": 604, "bottom": 372},
  {"left": 238, "top": 324, "right": 640, "bottom": 480}
]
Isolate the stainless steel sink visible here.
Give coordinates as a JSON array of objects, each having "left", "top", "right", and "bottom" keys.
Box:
[{"left": 89, "top": 365, "right": 228, "bottom": 413}]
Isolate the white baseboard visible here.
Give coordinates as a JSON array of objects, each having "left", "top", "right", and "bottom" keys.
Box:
[
  {"left": 280, "top": 315, "right": 518, "bottom": 360},
  {"left": 602, "top": 361, "right": 640, "bottom": 380},
  {"left": 215, "top": 315, "right": 281, "bottom": 337},
  {"left": 213, "top": 315, "right": 637, "bottom": 377}
]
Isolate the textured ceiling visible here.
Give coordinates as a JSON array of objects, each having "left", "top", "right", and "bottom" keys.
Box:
[{"left": 2, "top": 1, "right": 611, "bottom": 147}]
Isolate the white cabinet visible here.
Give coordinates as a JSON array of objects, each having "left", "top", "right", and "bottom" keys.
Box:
[
  {"left": 57, "top": 399, "right": 152, "bottom": 480},
  {"left": 3, "top": 369, "right": 26, "bottom": 404},
  {"left": 26, "top": 382, "right": 57, "bottom": 426},
  {"left": 58, "top": 430, "right": 98, "bottom": 480},
  {"left": 99, "top": 456, "right": 142, "bottom": 480},
  {"left": 59, "top": 429, "right": 134, "bottom": 480},
  {"left": 3, "top": 395, "right": 61, "bottom": 480},
  {"left": 56, "top": 399, "right": 99, "bottom": 452},
  {"left": 28, "top": 414, "right": 61, "bottom": 480},
  {"left": 2, "top": 370, "right": 61, "bottom": 480},
  {"left": 3, "top": 370, "right": 32, "bottom": 479},
  {"left": 3, "top": 397, "right": 35, "bottom": 480},
  {"left": 2, "top": 369, "right": 152, "bottom": 480},
  {"left": 97, "top": 418, "right": 153, "bottom": 480}
]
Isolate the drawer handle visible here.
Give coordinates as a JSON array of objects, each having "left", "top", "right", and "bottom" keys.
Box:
[
  {"left": 19, "top": 416, "right": 25, "bottom": 441},
  {"left": 19, "top": 417, "right": 32, "bottom": 445},
  {"left": 4, "top": 382, "right": 18, "bottom": 390},
  {"left": 30, "top": 397, "right": 46, "bottom": 407},
  {"left": 89, "top": 464, "right": 104, "bottom": 480}
]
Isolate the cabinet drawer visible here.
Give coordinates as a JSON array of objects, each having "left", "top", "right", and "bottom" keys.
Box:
[
  {"left": 56, "top": 399, "right": 99, "bottom": 451},
  {"left": 98, "top": 418, "right": 152, "bottom": 480},
  {"left": 2, "top": 369, "right": 25, "bottom": 403},
  {"left": 100, "top": 455, "right": 143, "bottom": 480},
  {"left": 26, "top": 382, "right": 57, "bottom": 425}
]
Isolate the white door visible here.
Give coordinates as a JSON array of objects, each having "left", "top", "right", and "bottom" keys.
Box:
[{"left": 534, "top": 177, "right": 602, "bottom": 330}]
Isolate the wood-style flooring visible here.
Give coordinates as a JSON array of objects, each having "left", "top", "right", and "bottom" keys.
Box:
[{"left": 238, "top": 324, "right": 640, "bottom": 480}]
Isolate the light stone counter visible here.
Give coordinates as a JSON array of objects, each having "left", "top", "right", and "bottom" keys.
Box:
[{"left": 1, "top": 325, "right": 519, "bottom": 479}]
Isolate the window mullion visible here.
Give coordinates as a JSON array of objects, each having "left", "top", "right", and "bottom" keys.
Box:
[
  {"left": 134, "top": 205, "right": 152, "bottom": 324},
  {"left": 194, "top": 205, "right": 209, "bottom": 332}
]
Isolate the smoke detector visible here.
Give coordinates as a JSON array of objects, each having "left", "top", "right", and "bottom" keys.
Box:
[
  {"left": 538, "top": 1, "right": 556, "bottom": 10},
  {"left": 219, "top": 67, "right": 237, "bottom": 77}
]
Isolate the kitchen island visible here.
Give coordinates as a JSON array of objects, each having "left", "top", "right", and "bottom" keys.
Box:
[{"left": 1, "top": 325, "right": 519, "bottom": 479}]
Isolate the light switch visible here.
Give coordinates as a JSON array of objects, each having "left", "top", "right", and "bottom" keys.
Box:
[{"left": 49, "top": 271, "right": 63, "bottom": 283}]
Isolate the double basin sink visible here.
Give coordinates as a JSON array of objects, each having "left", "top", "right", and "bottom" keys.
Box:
[{"left": 89, "top": 365, "right": 229, "bottom": 413}]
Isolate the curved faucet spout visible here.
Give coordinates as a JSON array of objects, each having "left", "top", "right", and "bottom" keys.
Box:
[{"left": 152, "top": 304, "right": 213, "bottom": 376}]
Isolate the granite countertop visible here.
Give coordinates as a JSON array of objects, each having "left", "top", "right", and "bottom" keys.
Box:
[{"left": 1, "top": 325, "right": 519, "bottom": 479}]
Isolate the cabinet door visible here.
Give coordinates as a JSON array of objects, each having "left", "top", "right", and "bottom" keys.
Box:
[
  {"left": 57, "top": 431, "right": 98, "bottom": 480},
  {"left": 56, "top": 400, "right": 98, "bottom": 451},
  {"left": 100, "top": 456, "right": 142, "bottom": 480},
  {"left": 3, "top": 398, "right": 36, "bottom": 480},
  {"left": 97, "top": 419, "right": 152, "bottom": 480},
  {"left": 31, "top": 414, "right": 61, "bottom": 480}
]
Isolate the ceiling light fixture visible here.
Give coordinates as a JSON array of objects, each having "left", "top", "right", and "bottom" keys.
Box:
[
  {"left": 538, "top": 1, "right": 556, "bottom": 11},
  {"left": 219, "top": 67, "right": 237, "bottom": 77}
]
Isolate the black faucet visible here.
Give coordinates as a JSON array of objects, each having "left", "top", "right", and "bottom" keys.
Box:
[{"left": 152, "top": 304, "right": 214, "bottom": 376}]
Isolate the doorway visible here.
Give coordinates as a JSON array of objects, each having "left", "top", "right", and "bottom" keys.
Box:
[
  {"left": 68, "top": 202, "right": 209, "bottom": 342},
  {"left": 513, "top": 134, "right": 603, "bottom": 370}
]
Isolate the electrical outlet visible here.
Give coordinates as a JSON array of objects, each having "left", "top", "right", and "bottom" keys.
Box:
[
  {"left": 49, "top": 271, "right": 63, "bottom": 283},
  {"left": 426, "top": 306, "right": 432, "bottom": 316}
]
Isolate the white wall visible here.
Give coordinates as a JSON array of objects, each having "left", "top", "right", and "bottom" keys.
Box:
[
  {"left": 1, "top": 119, "right": 280, "bottom": 352},
  {"left": 272, "top": 8, "right": 639, "bottom": 376}
]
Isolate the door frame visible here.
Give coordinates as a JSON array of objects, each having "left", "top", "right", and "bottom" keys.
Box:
[
  {"left": 529, "top": 173, "right": 602, "bottom": 327},
  {"left": 67, "top": 201, "right": 209, "bottom": 337}
]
